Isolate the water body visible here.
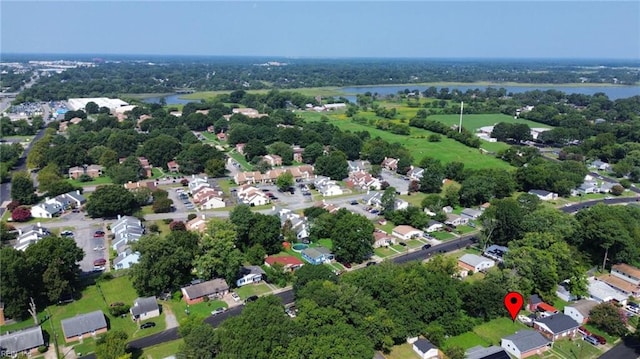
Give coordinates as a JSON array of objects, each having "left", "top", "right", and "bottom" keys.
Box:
[
  {"left": 340, "top": 85, "right": 640, "bottom": 102},
  {"left": 146, "top": 84, "right": 639, "bottom": 105}
]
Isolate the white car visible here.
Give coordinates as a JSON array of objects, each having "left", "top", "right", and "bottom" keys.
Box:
[
  {"left": 211, "top": 307, "right": 227, "bottom": 316},
  {"left": 517, "top": 315, "right": 532, "bottom": 324},
  {"left": 230, "top": 292, "right": 240, "bottom": 302}
]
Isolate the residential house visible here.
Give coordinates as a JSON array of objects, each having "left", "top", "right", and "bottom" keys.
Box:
[
  {"left": 533, "top": 313, "right": 580, "bottom": 341},
  {"left": 233, "top": 165, "right": 314, "bottom": 185},
  {"left": 113, "top": 247, "right": 140, "bottom": 270},
  {"left": 0, "top": 326, "right": 45, "bottom": 356},
  {"left": 192, "top": 187, "right": 225, "bottom": 209},
  {"left": 235, "top": 143, "right": 246, "bottom": 155},
  {"left": 292, "top": 145, "right": 304, "bottom": 162},
  {"left": 611, "top": 263, "right": 640, "bottom": 286},
  {"left": 275, "top": 208, "right": 309, "bottom": 241},
  {"left": 528, "top": 190, "right": 558, "bottom": 201},
  {"left": 68, "top": 164, "right": 104, "bottom": 179},
  {"left": 231, "top": 107, "right": 266, "bottom": 118},
  {"left": 186, "top": 215, "right": 208, "bottom": 233},
  {"left": 445, "top": 213, "right": 468, "bottom": 227},
  {"left": 458, "top": 254, "right": 495, "bottom": 275},
  {"left": 373, "top": 230, "right": 395, "bottom": 248},
  {"left": 483, "top": 245, "right": 508, "bottom": 262},
  {"left": 262, "top": 154, "right": 283, "bottom": 167},
  {"left": 564, "top": 299, "right": 598, "bottom": 324},
  {"left": 465, "top": 345, "right": 510, "bottom": 359},
  {"left": 130, "top": 296, "right": 160, "bottom": 321},
  {"left": 595, "top": 274, "right": 640, "bottom": 297},
  {"left": 599, "top": 182, "right": 618, "bottom": 193},
  {"left": 576, "top": 182, "right": 599, "bottom": 195},
  {"left": 442, "top": 206, "right": 453, "bottom": 214},
  {"left": 587, "top": 277, "right": 628, "bottom": 304},
  {"left": 394, "top": 198, "right": 409, "bottom": 211},
  {"left": 392, "top": 225, "right": 423, "bottom": 240},
  {"left": 264, "top": 255, "right": 304, "bottom": 272},
  {"left": 301, "top": 247, "right": 334, "bottom": 265},
  {"left": 167, "top": 160, "right": 180, "bottom": 173},
  {"left": 590, "top": 160, "right": 612, "bottom": 172},
  {"left": 347, "top": 160, "right": 369, "bottom": 173},
  {"left": 14, "top": 223, "right": 50, "bottom": 251},
  {"left": 64, "top": 190, "right": 86, "bottom": 208},
  {"left": 412, "top": 338, "right": 440, "bottom": 359},
  {"left": 31, "top": 201, "right": 64, "bottom": 219},
  {"left": 461, "top": 208, "right": 483, "bottom": 221},
  {"left": 181, "top": 278, "right": 229, "bottom": 305},
  {"left": 237, "top": 185, "right": 270, "bottom": 206},
  {"left": 123, "top": 181, "right": 157, "bottom": 192},
  {"left": 315, "top": 201, "right": 340, "bottom": 214},
  {"left": 500, "top": 330, "right": 552, "bottom": 359},
  {"left": 236, "top": 266, "right": 266, "bottom": 287},
  {"left": 381, "top": 157, "right": 399, "bottom": 171},
  {"left": 188, "top": 176, "right": 211, "bottom": 194},
  {"left": 556, "top": 282, "right": 577, "bottom": 302},
  {"left": 425, "top": 220, "right": 444, "bottom": 233},
  {"left": 60, "top": 310, "right": 108, "bottom": 343},
  {"left": 348, "top": 170, "right": 381, "bottom": 190},
  {"left": 314, "top": 176, "right": 343, "bottom": 197},
  {"left": 216, "top": 132, "right": 227, "bottom": 141},
  {"left": 528, "top": 294, "right": 558, "bottom": 314},
  {"left": 407, "top": 166, "right": 425, "bottom": 181},
  {"left": 363, "top": 191, "right": 383, "bottom": 207}
]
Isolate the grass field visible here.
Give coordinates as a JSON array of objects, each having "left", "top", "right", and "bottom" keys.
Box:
[
  {"left": 300, "top": 112, "right": 512, "bottom": 170},
  {"left": 140, "top": 338, "right": 184, "bottom": 359},
  {"left": 67, "top": 175, "right": 113, "bottom": 187},
  {"left": 427, "top": 113, "right": 552, "bottom": 132},
  {"left": 384, "top": 342, "right": 420, "bottom": 359},
  {"left": 235, "top": 283, "right": 273, "bottom": 300}
]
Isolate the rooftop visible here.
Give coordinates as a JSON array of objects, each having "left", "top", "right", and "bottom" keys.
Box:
[
  {"left": 0, "top": 326, "right": 44, "bottom": 354},
  {"left": 502, "top": 330, "right": 550, "bottom": 352},
  {"left": 612, "top": 263, "right": 640, "bottom": 279},
  {"left": 181, "top": 278, "right": 229, "bottom": 299},
  {"left": 131, "top": 296, "right": 159, "bottom": 317},
  {"left": 61, "top": 310, "right": 107, "bottom": 338},
  {"left": 535, "top": 313, "right": 579, "bottom": 334}
]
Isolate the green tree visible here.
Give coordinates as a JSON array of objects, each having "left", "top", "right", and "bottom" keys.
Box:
[
  {"left": 276, "top": 172, "right": 294, "bottom": 191},
  {"left": 589, "top": 303, "right": 628, "bottom": 337},
  {"left": 380, "top": 186, "right": 397, "bottom": 214},
  {"left": 205, "top": 158, "right": 227, "bottom": 178},
  {"left": 179, "top": 317, "right": 219, "bottom": 358},
  {"left": 302, "top": 142, "right": 324, "bottom": 164},
  {"left": 332, "top": 212, "right": 375, "bottom": 264},
  {"left": 268, "top": 141, "right": 294, "bottom": 165},
  {"left": 11, "top": 171, "right": 37, "bottom": 205},
  {"left": 418, "top": 157, "right": 444, "bottom": 193},
  {"left": 86, "top": 185, "right": 137, "bottom": 218},
  {"left": 37, "top": 163, "right": 63, "bottom": 194},
  {"left": 0, "top": 247, "right": 33, "bottom": 319},
  {"left": 95, "top": 330, "right": 128, "bottom": 359},
  {"left": 194, "top": 219, "right": 243, "bottom": 285},
  {"left": 139, "top": 134, "right": 182, "bottom": 169},
  {"left": 293, "top": 264, "right": 338, "bottom": 294},
  {"left": 315, "top": 150, "right": 348, "bottom": 180}
]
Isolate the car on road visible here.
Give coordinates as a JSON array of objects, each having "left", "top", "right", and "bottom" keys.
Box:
[
  {"left": 93, "top": 231, "right": 105, "bottom": 237},
  {"left": 140, "top": 322, "right": 156, "bottom": 329},
  {"left": 230, "top": 292, "right": 240, "bottom": 302},
  {"left": 350, "top": 200, "right": 358, "bottom": 205},
  {"left": 245, "top": 295, "right": 259, "bottom": 303},
  {"left": 211, "top": 307, "right": 227, "bottom": 316},
  {"left": 93, "top": 258, "right": 107, "bottom": 267},
  {"left": 60, "top": 230, "right": 74, "bottom": 237},
  {"left": 422, "top": 244, "right": 432, "bottom": 250},
  {"left": 72, "top": 209, "right": 80, "bottom": 213},
  {"left": 366, "top": 261, "right": 377, "bottom": 267},
  {"left": 399, "top": 242, "right": 407, "bottom": 247}
]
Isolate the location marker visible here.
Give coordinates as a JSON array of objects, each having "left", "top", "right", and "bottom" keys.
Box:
[{"left": 504, "top": 291, "right": 524, "bottom": 321}]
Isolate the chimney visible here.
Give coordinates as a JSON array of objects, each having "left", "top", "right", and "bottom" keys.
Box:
[
  {"left": 117, "top": 214, "right": 122, "bottom": 220},
  {"left": 201, "top": 214, "right": 206, "bottom": 220},
  {"left": 76, "top": 190, "right": 81, "bottom": 195}
]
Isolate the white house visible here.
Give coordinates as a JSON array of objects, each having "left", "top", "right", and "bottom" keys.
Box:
[
  {"left": 373, "top": 230, "right": 396, "bottom": 248},
  {"left": 31, "top": 202, "right": 64, "bottom": 218},
  {"left": 425, "top": 220, "right": 444, "bottom": 233},
  {"left": 611, "top": 263, "right": 640, "bottom": 286},
  {"left": 237, "top": 185, "right": 270, "bottom": 206},
  {"left": 564, "top": 299, "right": 598, "bottom": 324},
  {"left": 188, "top": 176, "right": 210, "bottom": 194},
  {"left": 236, "top": 266, "right": 266, "bottom": 287},
  {"left": 411, "top": 338, "right": 440, "bottom": 359},
  {"left": 501, "top": 330, "right": 551, "bottom": 359},
  {"left": 461, "top": 208, "right": 483, "bottom": 220},
  {"left": 587, "top": 277, "right": 628, "bottom": 304},
  {"left": 113, "top": 248, "right": 140, "bottom": 270},
  {"left": 458, "top": 254, "right": 495, "bottom": 275},
  {"left": 130, "top": 296, "right": 160, "bottom": 321},
  {"left": 314, "top": 176, "right": 343, "bottom": 197},
  {"left": 394, "top": 198, "right": 409, "bottom": 211},
  {"left": 528, "top": 189, "right": 558, "bottom": 201},
  {"left": 392, "top": 225, "right": 423, "bottom": 240},
  {"left": 590, "top": 160, "right": 612, "bottom": 171},
  {"left": 445, "top": 213, "right": 468, "bottom": 227},
  {"left": 407, "top": 166, "right": 425, "bottom": 181},
  {"left": 14, "top": 223, "right": 50, "bottom": 251}
]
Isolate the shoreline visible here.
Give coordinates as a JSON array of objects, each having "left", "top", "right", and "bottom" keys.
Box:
[{"left": 339, "top": 81, "right": 637, "bottom": 89}]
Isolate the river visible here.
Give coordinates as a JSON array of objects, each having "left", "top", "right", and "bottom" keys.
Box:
[{"left": 145, "top": 84, "right": 639, "bottom": 105}]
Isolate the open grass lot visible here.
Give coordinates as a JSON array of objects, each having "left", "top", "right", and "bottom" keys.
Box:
[
  {"left": 551, "top": 338, "right": 603, "bottom": 359},
  {"left": 472, "top": 317, "right": 530, "bottom": 347},
  {"left": 383, "top": 342, "right": 420, "bottom": 359},
  {"left": 398, "top": 193, "right": 426, "bottom": 208},
  {"left": 374, "top": 246, "right": 398, "bottom": 258},
  {"left": 167, "top": 298, "right": 228, "bottom": 324},
  {"left": 317, "top": 238, "right": 333, "bottom": 249},
  {"left": 428, "top": 113, "right": 552, "bottom": 132},
  {"left": 443, "top": 331, "right": 490, "bottom": 349},
  {"left": 228, "top": 151, "right": 253, "bottom": 171},
  {"left": 67, "top": 175, "right": 113, "bottom": 187},
  {"left": 431, "top": 231, "right": 456, "bottom": 241},
  {"left": 235, "top": 283, "right": 273, "bottom": 300},
  {"left": 140, "top": 338, "right": 184, "bottom": 359},
  {"left": 300, "top": 111, "right": 512, "bottom": 170}
]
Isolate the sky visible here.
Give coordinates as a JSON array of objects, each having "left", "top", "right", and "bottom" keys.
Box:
[{"left": 1, "top": 1, "right": 639, "bottom": 59}]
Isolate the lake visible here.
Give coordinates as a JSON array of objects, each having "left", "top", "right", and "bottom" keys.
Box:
[{"left": 145, "top": 84, "right": 639, "bottom": 105}]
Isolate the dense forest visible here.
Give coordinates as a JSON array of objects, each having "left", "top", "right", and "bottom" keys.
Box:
[{"left": 5, "top": 57, "right": 639, "bottom": 102}]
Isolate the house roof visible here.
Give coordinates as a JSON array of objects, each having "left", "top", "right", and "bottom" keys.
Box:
[
  {"left": 461, "top": 208, "right": 483, "bottom": 217},
  {"left": 131, "top": 296, "right": 159, "bottom": 317},
  {"left": 302, "top": 247, "right": 325, "bottom": 260},
  {"left": 61, "top": 310, "right": 107, "bottom": 338},
  {"left": 529, "top": 189, "right": 553, "bottom": 196},
  {"left": 459, "top": 254, "right": 492, "bottom": 268},
  {"left": 529, "top": 294, "right": 543, "bottom": 305},
  {"left": 181, "top": 278, "right": 229, "bottom": 299},
  {"left": 612, "top": 263, "right": 640, "bottom": 279},
  {"left": 392, "top": 225, "right": 420, "bottom": 235},
  {"left": 0, "top": 326, "right": 45, "bottom": 353},
  {"left": 265, "top": 255, "right": 303, "bottom": 267},
  {"left": 537, "top": 303, "right": 557, "bottom": 313},
  {"left": 566, "top": 299, "right": 598, "bottom": 317},
  {"left": 413, "top": 338, "right": 436, "bottom": 353},
  {"left": 241, "top": 265, "right": 266, "bottom": 276},
  {"left": 502, "top": 330, "right": 550, "bottom": 352},
  {"left": 466, "top": 345, "right": 511, "bottom": 359},
  {"left": 535, "top": 313, "right": 579, "bottom": 334},
  {"left": 597, "top": 274, "right": 640, "bottom": 293},
  {"left": 65, "top": 191, "right": 86, "bottom": 203},
  {"left": 427, "top": 220, "right": 443, "bottom": 227},
  {"left": 587, "top": 277, "right": 628, "bottom": 302}
]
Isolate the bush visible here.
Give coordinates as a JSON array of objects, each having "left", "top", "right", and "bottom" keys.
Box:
[
  {"left": 78, "top": 174, "right": 93, "bottom": 182},
  {"left": 187, "top": 213, "right": 197, "bottom": 221},
  {"left": 172, "top": 290, "right": 183, "bottom": 301},
  {"left": 148, "top": 223, "right": 160, "bottom": 233},
  {"left": 428, "top": 134, "right": 442, "bottom": 142},
  {"left": 11, "top": 206, "right": 32, "bottom": 222},
  {"left": 163, "top": 218, "right": 172, "bottom": 224},
  {"left": 100, "top": 272, "right": 114, "bottom": 281},
  {"left": 38, "top": 345, "right": 48, "bottom": 353},
  {"left": 202, "top": 296, "right": 210, "bottom": 303},
  {"left": 610, "top": 184, "right": 625, "bottom": 196},
  {"left": 6, "top": 200, "right": 20, "bottom": 212},
  {"left": 169, "top": 220, "right": 186, "bottom": 231},
  {"left": 619, "top": 179, "right": 631, "bottom": 188},
  {"left": 108, "top": 303, "right": 130, "bottom": 317}
]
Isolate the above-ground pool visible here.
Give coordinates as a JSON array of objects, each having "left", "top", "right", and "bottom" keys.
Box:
[{"left": 292, "top": 243, "right": 309, "bottom": 252}]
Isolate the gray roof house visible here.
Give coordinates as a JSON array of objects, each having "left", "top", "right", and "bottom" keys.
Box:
[
  {"left": 465, "top": 345, "right": 510, "bottom": 359},
  {"left": 61, "top": 310, "right": 107, "bottom": 342},
  {"left": 0, "top": 326, "right": 45, "bottom": 356},
  {"left": 130, "top": 296, "right": 160, "bottom": 320},
  {"left": 533, "top": 313, "right": 580, "bottom": 340},
  {"left": 412, "top": 338, "right": 438, "bottom": 359},
  {"left": 501, "top": 330, "right": 551, "bottom": 359},
  {"left": 236, "top": 265, "right": 267, "bottom": 287},
  {"left": 363, "top": 191, "right": 383, "bottom": 207},
  {"left": 461, "top": 208, "right": 483, "bottom": 220},
  {"left": 14, "top": 223, "right": 51, "bottom": 251},
  {"left": 181, "top": 278, "right": 229, "bottom": 304}
]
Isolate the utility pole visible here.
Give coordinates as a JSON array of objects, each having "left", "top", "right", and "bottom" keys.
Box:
[{"left": 458, "top": 101, "right": 464, "bottom": 133}]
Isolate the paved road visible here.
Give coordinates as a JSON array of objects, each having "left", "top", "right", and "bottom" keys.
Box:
[
  {"left": 599, "top": 336, "right": 640, "bottom": 359},
  {"left": 559, "top": 196, "right": 640, "bottom": 214}
]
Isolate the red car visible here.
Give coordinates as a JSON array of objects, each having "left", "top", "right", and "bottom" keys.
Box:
[
  {"left": 591, "top": 334, "right": 607, "bottom": 345},
  {"left": 94, "top": 231, "right": 105, "bottom": 237},
  {"left": 93, "top": 258, "right": 107, "bottom": 267},
  {"left": 578, "top": 326, "right": 591, "bottom": 337}
]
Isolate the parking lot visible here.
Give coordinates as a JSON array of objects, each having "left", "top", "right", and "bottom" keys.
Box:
[
  {"left": 170, "top": 187, "right": 196, "bottom": 212},
  {"left": 237, "top": 183, "right": 314, "bottom": 206},
  {"left": 381, "top": 169, "right": 410, "bottom": 194},
  {"left": 64, "top": 213, "right": 108, "bottom": 273}
]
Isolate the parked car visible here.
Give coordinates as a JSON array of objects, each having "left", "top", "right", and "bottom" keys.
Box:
[
  {"left": 211, "top": 307, "right": 227, "bottom": 316},
  {"left": 422, "top": 244, "right": 432, "bottom": 250},
  {"left": 93, "top": 231, "right": 105, "bottom": 237},
  {"left": 350, "top": 200, "right": 358, "bottom": 205},
  {"left": 341, "top": 262, "right": 352, "bottom": 269},
  {"left": 399, "top": 242, "right": 407, "bottom": 247},
  {"left": 591, "top": 334, "right": 606, "bottom": 345},
  {"left": 93, "top": 258, "right": 107, "bottom": 267},
  {"left": 583, "top": 336, "right": 600, "bottom": 346},
  {"left": 60, "top": 230, "right": 74, "bottom": 237},
  {"left": 245, "top": 295, "right": 259, "bottom": 303},
  {"left": 366, "top": 261, "right": 377, "bottom": 267},
  {"left": 578, "top": 326, "right": 591, "bottom": 337},
  {"left": 140, "top": 322, "right": 156, "bottom": 329},
  {"left": 230, "top": 292, "right": 240, "bottom": 302}
]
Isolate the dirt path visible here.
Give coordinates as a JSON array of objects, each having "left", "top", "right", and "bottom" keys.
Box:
[{"left": 164, "top": 304, "right": 179, "bottom": 329}]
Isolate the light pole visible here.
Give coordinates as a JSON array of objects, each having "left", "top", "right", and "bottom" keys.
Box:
[{"left": 46, "top": 308, "right": 61, "bottom": 359}]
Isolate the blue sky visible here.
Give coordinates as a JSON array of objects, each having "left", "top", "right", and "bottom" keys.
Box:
[{"left": 1, "top": 1, "right": 639, "bottom": 59}]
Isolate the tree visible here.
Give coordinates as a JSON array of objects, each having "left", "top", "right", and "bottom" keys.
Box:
[
  {"left": 276, "top": 172, "right": 294, "bottom": 191},
  {"left": 169, "top": 220, "right": 186, "bottom": 231},
  {"left": 11, "top": 171, "right": 36, "bottom": 205},
  {"left": 331, "top": 211, "right": 375, "bottom": 264},
  {"left": 444, "top": 346, "right": 465, "bottom": 359},
  {"left": 85, "top": 101, "right": 100, "bottom": 115},
  {"left": 36, "top": 163, "right": 63, "bottom": 194},
  {"left": 445, "top": 161, "right": 465, "bottom": 181},
  {"left": 589, "top": 303, "right": 628, "bottom": 337},
  {"left": 139, "top": 135, "right": 182, "bottom": 169},
  {"left": 95, "top": 330, "right": 128, "bottom": 359},
  {"left": 302, "top": 142, "right": 324, "bottom": 164},
  {"left": 205, "top": 158, "right": 226, "bottom": 178},
  {"left": 152, "top": 197, "right": 173, "bottom": 213},
  {"left": 11, "top": 206, "right": 32, "bottom": 222},
  {"left": 0, "top": 247, "right": 32, "bottom": 319},
  {"left": 248, "top": 214, "right": 282, "bottom": 254},
  {"left": 244, "top": 139, "right": 267, "bottom": 162},
  {"left": 293, "top": 264, "right": 338, "bottom": 294},
  {"left": 268, "top": 141, "right": 294, "bottom": 165},
  {"left": 480, "top": 198, "right": 525, "bottom": 245},
  {"left": 194, "top": 219, "right": 244, "bottom": 285},
  {"left": 418, "top": 157, "right": 444, "bottom": 193},
  {"left": 315, "top": 150, "right": 348, "bottom": 180},
  {"left": 179, "top": 317, "right": 219, "bottom": 358},
  {"left": 610, "top": 184, "right": 624, "bottom": 196},
  {"left": 380, "top": 186, "right": 397, "bottom": 214},
  {"left": 86, "top": 185, "right": 137, "bottom": 218}
]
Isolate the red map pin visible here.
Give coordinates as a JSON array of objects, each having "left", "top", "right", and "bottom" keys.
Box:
[{"left": 504, "top": 291, "right": 524, "bottom": 321}]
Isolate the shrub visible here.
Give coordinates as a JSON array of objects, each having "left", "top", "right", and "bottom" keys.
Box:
[
  {"left": 100, "top": 272, "right": 114, "bottom": 281},
  {"left": 11, "top": 206, "right": 31, "bottom": 222},
  {"left": 108, "top": 303, "right": 130, "bottom": 317},
  {"left": 610, "top": 184, "right": 625, "bottom": 196},
  {"left": 6, "top": 200, "right": 20, "bottom": 212},
  {"left": 169, "top": 220, "right": 186, "bottom": 231},
  {"left": 202, "top": 296, "right": 210, "bottom": 303},
  {"left": 619, "top": 179, "right": 631, "bottom": 188},
  {"left": 78, "top": 174, "right": 93, "bottom": 182},
  {"left": 187, "top": 213, "right": 197, "bottom": 221},
  {"left": 38, "top": 345, "right": 48, "bottom": 353},
  {"left": 163, "top": 218, "right": 172, "bottom": 224},
  {"left": 172, "top": 290, "right": 183, "bottom": 301},
  {"left": 148, "top": 223, "right": 160, "bottom": 233}
]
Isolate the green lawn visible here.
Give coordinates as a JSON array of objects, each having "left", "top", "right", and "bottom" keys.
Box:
[
  {"left": 443, "top": 331, "right": 491, "bottom": 350},
  {"left": 167, "top": 299, "right": 228, "bottom": 324},
  {"left": 140, "top": 338, "right": 184, "bottom": 359},
  {"left": 67, "top": 176, "right": 114, "bottom": 187},
  {"left": 301, "top": 112, "right": 512, "bottom": 170},
  {"left": 456, "top": 225, "right": 478, "bottom": 234},
  {"left": 427, "top": 113, "right": 552, "bottom": 132},
  {"left": 552, "top": 338, "right": 603, "bottom": 359},
  {"left": 471, "top": 317, "right": 530, "bottom": 346},
  {"left": 374, "top": 246, "right": 398, "bottom": 258},
  {"left": 235, "top": 283, "right": 273, "bottom": 300},
  {"left": 398, "top": 193, "right": 427, "bottom": 208},
  {"left": 385, "top": 342, "right": 420, "bottom": 359},
  {"left": 228, "top": 151, "right": 253, "bottom": 171},
  {"left": 431, "top": 231, "right": 456, "bottom": 240},
  {"left": 316, "top": 238, "right": 333, "bottom": 250},
  {"left": 552, "top": 298, "right": 569, "bottom": 312}
]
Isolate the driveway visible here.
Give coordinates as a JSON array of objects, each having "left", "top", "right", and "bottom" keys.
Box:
[
  {"left": 381, "top": 169, "right": 410, "bottom": 194},
  {"left": 55, "top": 212, "right": 108, "bottom": 273}
]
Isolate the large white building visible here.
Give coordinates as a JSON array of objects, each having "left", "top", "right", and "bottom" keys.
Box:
[{"left": 67, "top": 98, "right": 129, "bottom": 112}]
